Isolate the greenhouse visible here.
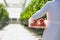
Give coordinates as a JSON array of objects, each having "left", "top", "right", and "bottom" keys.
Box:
[{"left": 0, "top": 0, "right": 57, "bottom": 40}]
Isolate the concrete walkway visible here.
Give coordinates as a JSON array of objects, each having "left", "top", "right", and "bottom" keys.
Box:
[{"left": 0, "top": 24, "right": 42, "bottom": 40}]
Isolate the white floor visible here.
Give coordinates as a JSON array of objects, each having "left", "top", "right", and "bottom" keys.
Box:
[{"left": 0, "top": 24, "right": 39, "bottom": 40}]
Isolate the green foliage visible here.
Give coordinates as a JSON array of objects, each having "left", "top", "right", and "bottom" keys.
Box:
[
  {"left": 0, "top": 4, "right": 9, "bottom": 22},
  {"left": 20, "top": 0, "right": 50, "bottom": 21}
]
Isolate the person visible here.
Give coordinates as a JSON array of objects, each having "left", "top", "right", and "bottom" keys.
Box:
[{"left": 28, "top": 0, "right": 60, "bottom": 40}]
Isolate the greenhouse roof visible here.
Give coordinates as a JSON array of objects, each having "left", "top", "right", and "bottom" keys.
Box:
[
  {"left": 0, "top": 0, "right": 31, "bottom": 7},
  {"left": 0, "top": 0, "right": 31, "bottom": 18}
]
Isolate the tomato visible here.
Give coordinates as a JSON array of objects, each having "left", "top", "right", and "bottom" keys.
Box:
[
  {"left": 30, "top": 20, "right": 37, "bottom": 26},
  {"left": 37, "top": 19, "right": 46, "bottom": 26}
]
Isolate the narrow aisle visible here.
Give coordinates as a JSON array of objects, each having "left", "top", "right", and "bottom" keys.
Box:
[{"left": 0, "top": 24, "right": 38, "bottom": 40}]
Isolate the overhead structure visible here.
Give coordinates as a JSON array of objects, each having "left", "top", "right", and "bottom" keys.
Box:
[
  {"left": 1, "top": 0, "right": 31, "bottom": 23},
  {"left": 3, "top": 0, "right": 27, "bottom": 8}
]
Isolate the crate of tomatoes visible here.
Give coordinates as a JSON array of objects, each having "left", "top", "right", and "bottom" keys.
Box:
[{"left": 29, "top": 18, "right": 47, "bottom": 28}]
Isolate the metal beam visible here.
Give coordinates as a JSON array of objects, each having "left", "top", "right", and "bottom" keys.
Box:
[{"left": 3, "top": 0, "right": 9, "bottom": 7}]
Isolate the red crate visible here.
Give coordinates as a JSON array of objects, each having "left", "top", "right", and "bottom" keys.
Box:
[{"left": 29, "top": 19, "right": 46, "bottom": 28}]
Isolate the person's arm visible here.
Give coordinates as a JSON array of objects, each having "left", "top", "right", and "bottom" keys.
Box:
[{"left": 29, "top": 2, "right": 50, "bottom": 21}]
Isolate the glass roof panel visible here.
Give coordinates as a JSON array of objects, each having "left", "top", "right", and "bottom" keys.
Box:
[{"left": 5, "top": 0, "right": 26, "bottom": 7}]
